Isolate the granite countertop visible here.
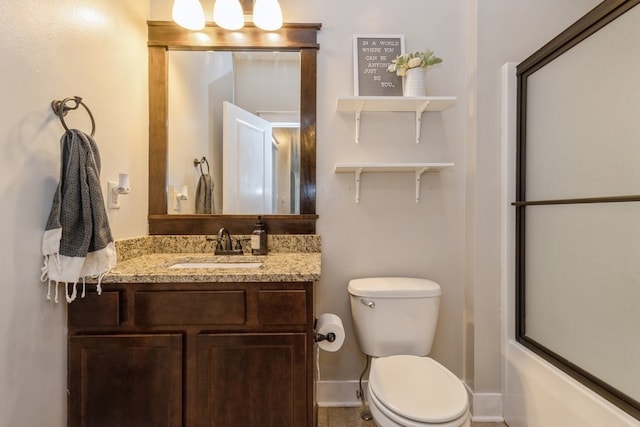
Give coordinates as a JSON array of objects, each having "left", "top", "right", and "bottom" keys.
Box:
[
  {"left": 103, "top": 252, "right": 321, "bottom": 283},
  {"left": 102, "top": 235, "right": 321, "bottom": 284}
]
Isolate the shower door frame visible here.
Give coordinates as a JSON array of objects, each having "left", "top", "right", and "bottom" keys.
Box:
[{"left": 515, "top": 0, "right": 640, "bottom": 420}]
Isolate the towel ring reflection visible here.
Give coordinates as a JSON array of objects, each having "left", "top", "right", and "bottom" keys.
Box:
[
  {"left": 193, "top": 156, "right": 210, "bottom": 175},
  {"left": 51, "top": 96, "right": 96, "bottom": 137}
]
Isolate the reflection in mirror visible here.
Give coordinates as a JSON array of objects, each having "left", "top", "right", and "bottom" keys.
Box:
[{"left": 167, "top": 51, "right": 301, "bottom": 215}]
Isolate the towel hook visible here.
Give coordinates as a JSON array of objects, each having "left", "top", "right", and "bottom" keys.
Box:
[
  {"left": 51, "top": 96, "right": 96, "bottom": 137},
  {"left": 193, "top": 156, "right": 210, "bottom": 175}
]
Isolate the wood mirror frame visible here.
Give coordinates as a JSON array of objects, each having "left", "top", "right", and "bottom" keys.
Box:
[{"left": 147, "top": 21, "right": 321, "bottom": 235}]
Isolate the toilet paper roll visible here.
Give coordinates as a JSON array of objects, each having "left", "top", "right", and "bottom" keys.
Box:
[{"left": 316, "top": 313, "right": 345, "bottom": 352}]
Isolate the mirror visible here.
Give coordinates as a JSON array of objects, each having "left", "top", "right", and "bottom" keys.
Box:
[
  {"left": 167, "top": 50, "right": 301, "bottom": 215},
  {"left": 148, "top": 21, "right": 320, "bottom": 234}
]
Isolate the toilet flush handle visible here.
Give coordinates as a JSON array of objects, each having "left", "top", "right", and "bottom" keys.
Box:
[{"left": 360, "top": 299, "right": 375, "bottom": 309}]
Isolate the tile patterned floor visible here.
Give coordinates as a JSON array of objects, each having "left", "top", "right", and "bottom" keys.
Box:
[{"left": 318, "top": 406, "right": 508, "bottom": 427}]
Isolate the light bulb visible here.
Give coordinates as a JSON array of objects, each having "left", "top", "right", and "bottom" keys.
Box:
[
  {"left": 213, "top": 0, "right": 244, "bottom": 30},
  {"left": 253, "top": 0, "right": 283, "bottom": 31},
  {"left": 172, "top": 0, "right": 205, "bottom": 31}
]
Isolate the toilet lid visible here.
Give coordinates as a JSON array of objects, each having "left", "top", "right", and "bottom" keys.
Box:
[{"left": 369, "top": 355, "right": 468, "bottom": 424}]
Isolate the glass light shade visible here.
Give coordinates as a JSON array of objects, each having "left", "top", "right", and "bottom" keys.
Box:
[
  {"left": 172, "top": 0, "right": 205, "bottom": 31},
  {"left": 213, "top": 0, "right": 244, "bottom": 30},
  {"left": 253, "top": 0, "right": 283, "bottom": 31}
]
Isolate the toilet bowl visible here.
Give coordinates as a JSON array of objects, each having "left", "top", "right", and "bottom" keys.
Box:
[{"left": 367, "top": 355, "right": 470, "bottom": 427}]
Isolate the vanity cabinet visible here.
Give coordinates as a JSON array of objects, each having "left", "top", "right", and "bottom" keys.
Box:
[
  {"left": 67, "top": 282, "right": 315, "bottom": 427},
  {"left": 196, "top": 333, "right": 307, "bottom": 426},
  {"left": 68, "top": 333, "right": 183, "bottom": 427}
]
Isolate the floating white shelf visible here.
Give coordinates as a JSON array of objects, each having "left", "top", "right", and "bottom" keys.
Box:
[
  {"left": 336, "top": 96, "right": 457, "bottom": 144},
  {"left": 334, "top": 162, "right": 454, "bottom": 203}
]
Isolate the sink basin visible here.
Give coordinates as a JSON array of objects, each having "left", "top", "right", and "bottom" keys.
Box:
[
  {"left": 162, "top": 255, "right": 265, "bottom": 270},
  {"left": 169, "top": 261, "right": 262, "bottom": 269}
]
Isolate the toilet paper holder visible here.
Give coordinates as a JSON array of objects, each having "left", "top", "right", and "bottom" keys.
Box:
[{"left": 313, "top": 318, "right": 336, "bottom": 343}]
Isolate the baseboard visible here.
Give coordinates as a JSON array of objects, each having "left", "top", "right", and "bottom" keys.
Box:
[
  {"left": 318, "top": 380, "right": 504, "bottom": 421},
  {"left": 316, "top": 380, "right": 365, "bottom": 407},
  {"left": 470, "top": 391, "right": 504, "bottom": 422}
]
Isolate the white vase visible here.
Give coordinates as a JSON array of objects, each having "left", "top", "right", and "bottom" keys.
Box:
[{"left": 403, "top": 67, "right": 426, "bottom": 97}]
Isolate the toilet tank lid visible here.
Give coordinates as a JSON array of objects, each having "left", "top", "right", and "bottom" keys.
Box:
[{"left": 348, "top": 277, "right": 441, "bottom": 298}]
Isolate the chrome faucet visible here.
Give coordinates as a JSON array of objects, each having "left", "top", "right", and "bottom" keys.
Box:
[{"left": 215, "top": 227, "right": 243, "bottom": 255}]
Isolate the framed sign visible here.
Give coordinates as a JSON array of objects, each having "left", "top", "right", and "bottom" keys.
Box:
[{"left": 353, "top": 34, "right": 404, "bottom": 96}]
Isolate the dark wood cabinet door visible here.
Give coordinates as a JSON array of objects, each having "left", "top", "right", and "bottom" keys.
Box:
[
  {"left": 68, "top": 334, "right": 183, "bottom": 427},
  {"left": 196, "top": 333, "right": 308, "bottom": 427}
]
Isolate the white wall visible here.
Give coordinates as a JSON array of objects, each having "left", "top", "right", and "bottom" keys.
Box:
[
  {"left": 3, "top": 1, "right": 639, "bottom": 426},
  {"left": 0, "top": 2, "right": 149, "bottom": 426},
  {"left": 300, "top": 0, "right": 469, "bottom": 386}
]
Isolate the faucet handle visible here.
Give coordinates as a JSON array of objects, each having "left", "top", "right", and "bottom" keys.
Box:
[{"left": 234, "top": 239, "right": 243, "bottom": 251}]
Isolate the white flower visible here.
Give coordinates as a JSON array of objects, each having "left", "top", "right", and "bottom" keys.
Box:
[
  {"left": 407, "top": 57, "right": 422, "bottom": 68},
  {"left": 387, "top": 48, "right": 443, "bottom": 76}
]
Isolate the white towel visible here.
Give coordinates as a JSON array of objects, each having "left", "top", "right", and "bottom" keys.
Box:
[{"left": 41, "top": 129, "right": 116, "bottom": 302}]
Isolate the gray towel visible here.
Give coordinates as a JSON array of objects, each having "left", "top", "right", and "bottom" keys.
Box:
[
  {"left": 195, "top": 173, "right": 215, "bottom": 214},
  {"left": 41, "top": 129, "right": 116, "bottom": 303}
]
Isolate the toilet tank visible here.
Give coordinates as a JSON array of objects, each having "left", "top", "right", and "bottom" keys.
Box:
[{"left": 348, "top": 277, "right": 441, "bottom": 357}]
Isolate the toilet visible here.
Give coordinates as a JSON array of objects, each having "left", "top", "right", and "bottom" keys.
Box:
[{"left": 348, "top": 277, "right": 470, "bottom": 427}]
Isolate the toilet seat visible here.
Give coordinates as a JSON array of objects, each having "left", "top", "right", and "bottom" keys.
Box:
[
  {"left": 368, "top": 355, "right": 469, "bottom": 426},
  {"left": 369, "top": 386, "right": 469, "bottom": 427}
]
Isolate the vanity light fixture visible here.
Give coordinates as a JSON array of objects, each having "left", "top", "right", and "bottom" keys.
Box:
[
  {"left": 171, "top": 0, "right": 205, "bottom": 31},
  {"left": 173, "top": 0, "right": 283, "bottom": 31}
]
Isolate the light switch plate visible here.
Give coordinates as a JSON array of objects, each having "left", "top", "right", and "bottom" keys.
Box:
[{"left": 107, "top": 181, "right": 120, "bottom": 209}]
